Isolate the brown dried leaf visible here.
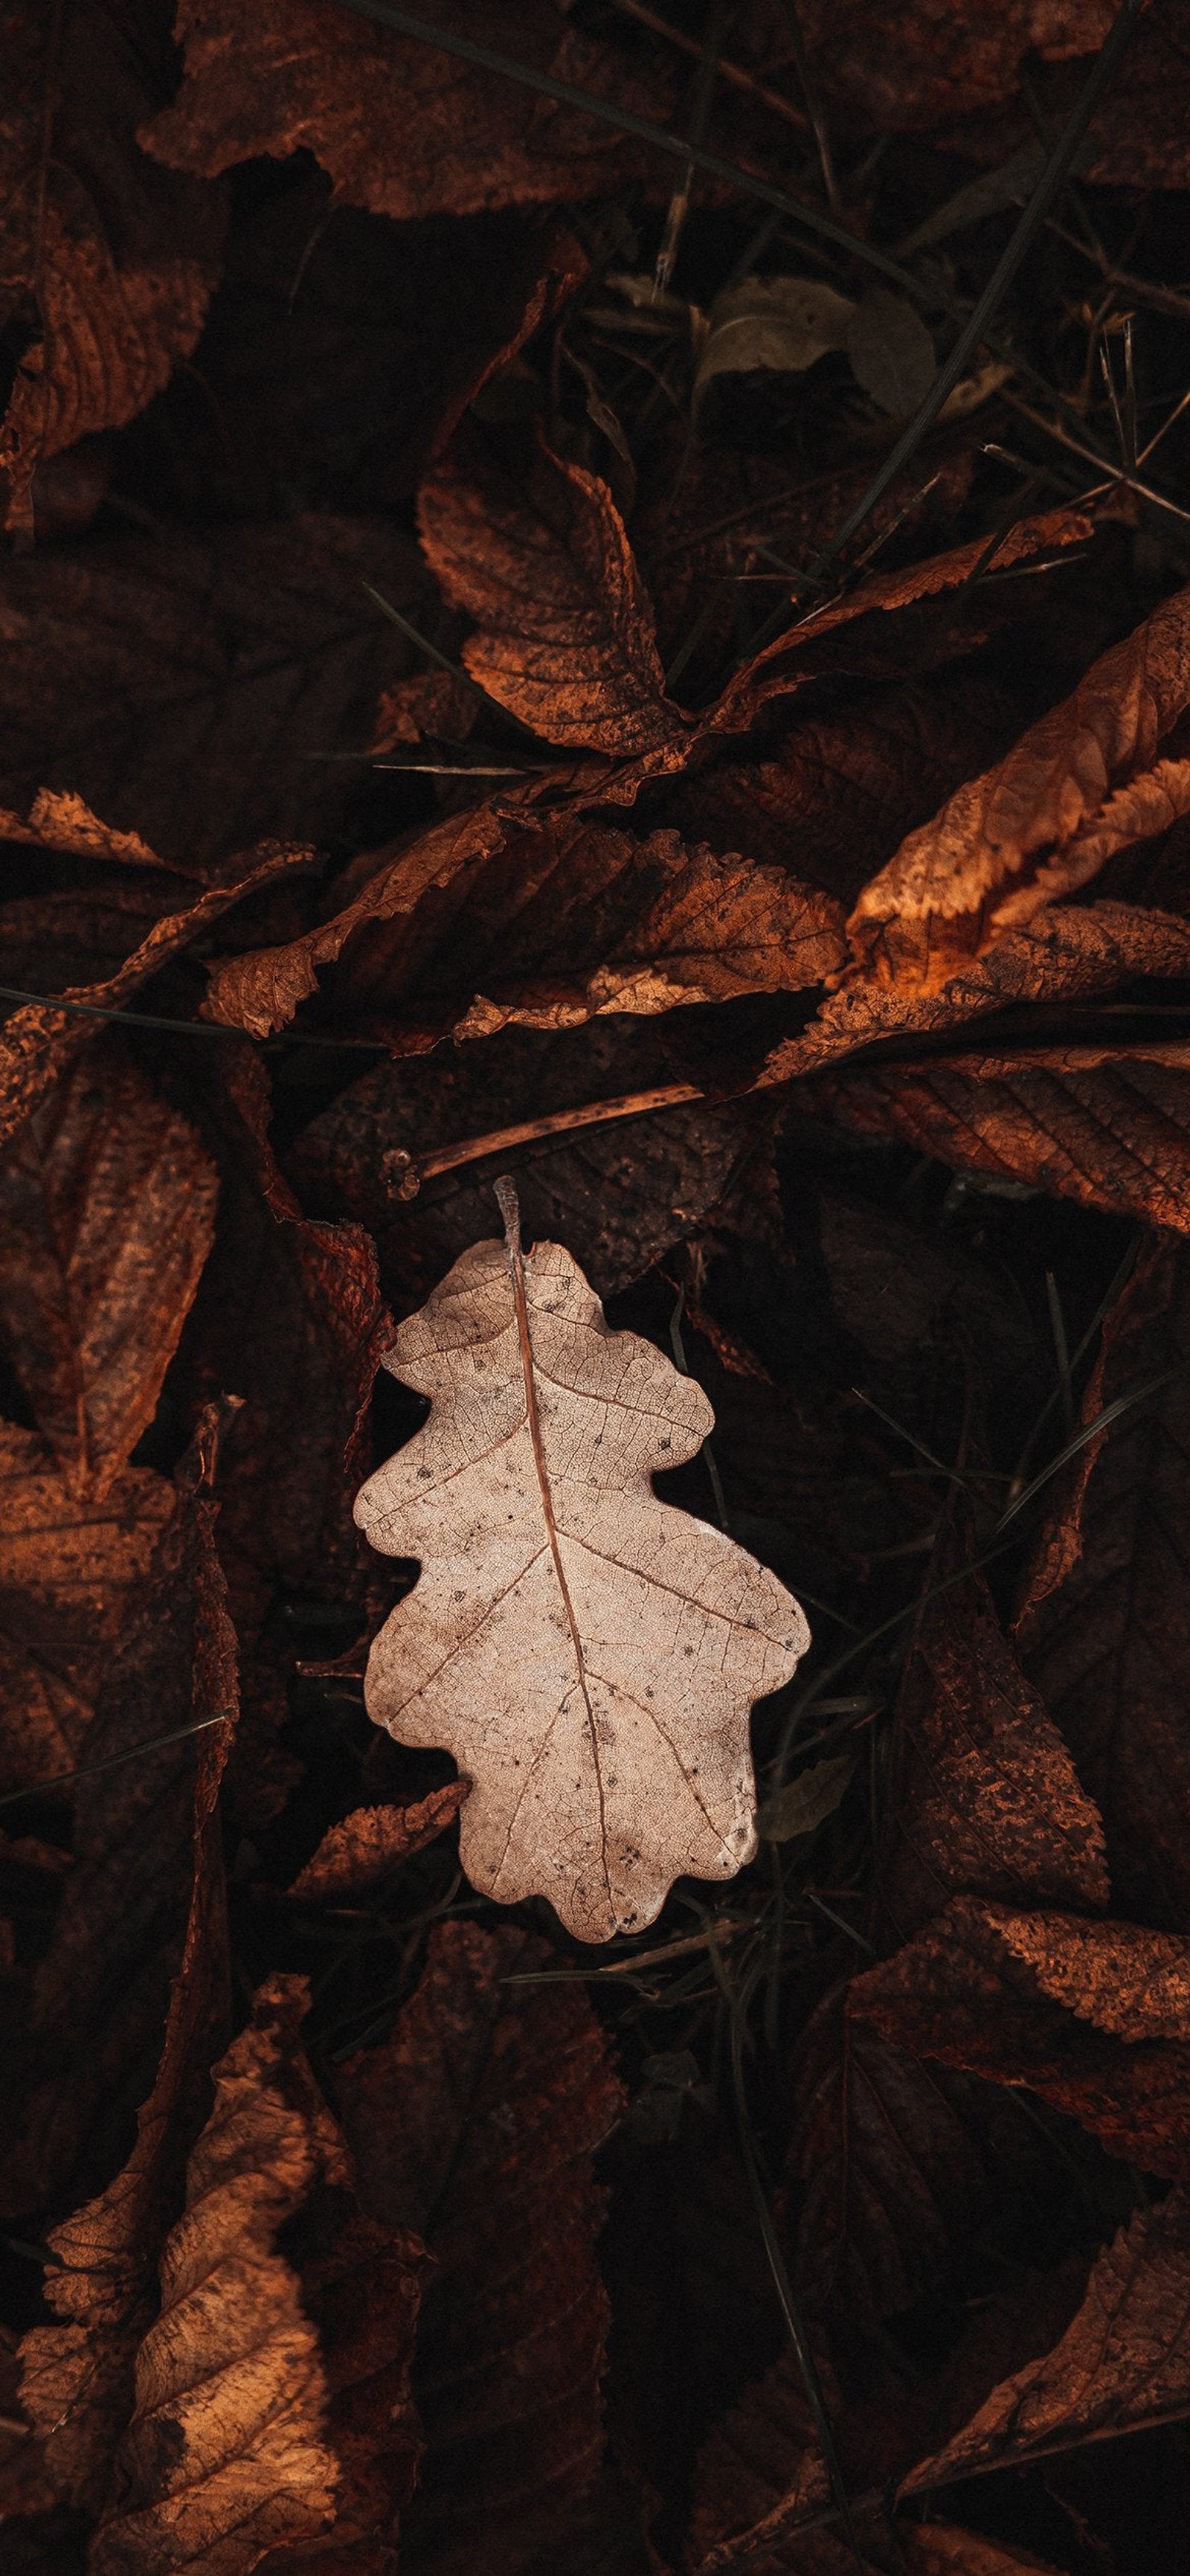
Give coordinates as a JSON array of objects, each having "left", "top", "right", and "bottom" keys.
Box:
[
  {"left": 18, "top": 1407, "right": 237, "bottom": 2513},
  {"left": 899, "top": 2185, "right": 1190, "bottom": 2493},
  {"left": 803, "top": 1041, "right": 1190, "bottom": 1238},
  {"left": 86, "top": 1972, "right": 424, "bottom": 2576},
  {"left": 851, "top": 1896, "right": 1190, "bottom": 2180},
  {"left": 760, "top": 901, "right": 1190, "bottom": 1085},
  {"left": 789, "top": 2001, "right": 1045, "bottom": 2325},
  {"left": 663, "top": 668, "right": 1023, "bottom": 909},
  {"left": 0, "top": 827, "right": 309, "bottom": 1156},
  {"left": 0, "top": 1424, "right": 239, "bottom": 2223},
  {"left": 145, "top": 0, "right": 675, "bottom": 218},
  {"left": 0, "top": 1422, "right": 172, "bottom": 1796},
  {"left": 1017, "top": 1237, "right": 1190, "bottom": 1931},
  {"left": 370, "top": 670, "right": 480, "bottom": 753},
  {"left": 337, "top": 1917, "right": 625, "bottom": 2576},
  {"left": 687, "top": 2347, "right": 892, "bottom": 2576},
  {"left": 0, "top": 1, "right": 227, "bottom": 533},
  {"left": 356, "top": 1224, "right": 808, "bottom": 1941},
  {"left": 285, "top": 1018, "right": 782, "bottom": 1301},
  {"left": 0, "top": 1035, "right": 218, "bottom": 1495},
  {"left": 0, "top": 518, "right": 431, "bottom": 873},
  {"left": 202, "top": 808, "right": 842, "bottom": 1043},
  {"left": 875, "top": 1523, "right": 1108, "bottom": 1947},
  {"left": 180, "top": 1046, "right": 391, "bottom": 1622},
  {"left": 846, "top": 586, "right": 1190, "bottom": 989},
  {"left": 288, "top": 1779, "right": 469, "bottom": 1903},
  {"left": 419, "top": 431, "right": 690, "bottom": 762},
  {"left": 791, "top": 1, "right": 1111, "bottom": 133}
]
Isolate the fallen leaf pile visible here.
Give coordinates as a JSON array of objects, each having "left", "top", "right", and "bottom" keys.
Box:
[{"left": 4, "top": 3, "right": 1190, "bottom": 2570}]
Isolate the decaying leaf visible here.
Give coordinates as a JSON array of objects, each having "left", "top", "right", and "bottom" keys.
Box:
[
  {"left": 846, "top": 585, "right": 1190, "bottom": 989},
  {"left": 760, "top": 900, "right": 1190, "bottom": 1083},
  {"left": 693, "top": 275, "right": 855, "bottom": 415},
  {"left": 179, "top": 1044, "right": 392, "bottom": 1624},
  {"left": 0, "top": 1, "right": 227, "bottom": 532},
  {"left": 356, "top": 1201, "right": 808, "bottom": 1941},
  {"left": 899, "top": 2186, "right": 1190, "bottom": 2494},
  {"left": 286, "top": 1014, "right": 783, "bottom": 1301},
  {"left": 202, "top": 800, "right": 843, "bottom": 1055},
  {"left": 1017, "top": 1236, "right": 1190, "bottom": 1931},
  {"left": 86, "top": 1972, "right": 424, "bottom": 2575},
  {"left": 144, "top": 0, "right": 676, "bottom": 219},
  {"left": 0, "top": 1035, "right": 218, "bottom": 1495},
  {"left": 337, "top": 1918, "right": 625, "bottom": 2575},
  {"left": 805, "top": 1041, "right": 1190, "bottom": 1237},
  {"left": 0, "top": 826, "right": 309, "bottom": 1155},
  {"left": 419, "top": 431, "right": 691, "bottom": 764},
  {"left": 288, "top": 1779, "right": 469, "bottom": 1903},
  {"left": 18, "top": 1405, "right": 238, "bottom": 2514},
  {"left": 0, "top": 517, "right": 432, "bottom": 872},
  {"left": 0, "top": 1416, "right": 236, "bottom": 2223},
  {"left": 0, "top": 1422, "right": 172, "bottom": 1796},
  {"left": 875, "top": 1522, "right": 1109, "bottom": 1945},
  {"left": 852, "top": 1896, "right": 1190, "bottom": 2179}
]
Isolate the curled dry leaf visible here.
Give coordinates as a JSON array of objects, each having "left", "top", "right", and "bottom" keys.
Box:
[
  {"left": 337, "top": 1917, "right": 625, "bottom": 2576},
  {"left": 18, "top": 1404, "right": 238, "bottom": 2514},
  {"left": 0, "top": 1, "right": 227, "bottom": 532},
  {"left": 356, "top": 1218, "right": 808, "bottom": 1941},
  {"left": 419, "top": 431, "right": 691, "bottom": 763},
  {"left": 288, "top": 1779, "right": 469, "bottom": 1903},
  {"left": 86, "top": 1972, "right": 423, "bottom": 2576},
  {"left": 899, "top": 2185, "right": 1190, "bottom": 2495},
  {"left": 0, "top": 1422, "right": 172, "bottom": 1797},
  {"left": 759, "top": 900, "right": 1190, "bottom": 1083},
  {"left": 805, "top": 1041, "right": 1190, "bottom": 1239},
  {"left": 1017, "top": 1236, "right": 1190, "bottom": 1931},
  {"left": 0, "top": 1035, "right": 218, "bottom": 1496},
  {"left": 145, "top": 0, "right": 676, "bottom": 219},
  {"left": 0, "top": 1416, "right": 238, "bottom": 2223},
  {"left": 0, "top": 517, "right": 432, "bottom": 873},
  {"left": 846, "top": 584, "right": 1190, "bottom": 989},
  {"left": 202, "top": 806, "right": 843, "bottom": 1044},
  {"left": 0, "top": 825, "right": 310, "bottom": 1156},
  {"left": 851, "top": 1896, "right": 1190, "bottom": 2180}
]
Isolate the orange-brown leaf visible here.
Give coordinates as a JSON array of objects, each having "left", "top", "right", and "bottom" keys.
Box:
[
  {"left": 875, "top": 1522, "right": 1108, "bottom": 1946},
  {"left": 203, "top": 809, "right": 843, "bottom": 1043},
  {"left": 0, "top": 518, "right": 432, "bottom": 872},
  {"left": 0, "top": 1422, "right": 172, "bottom": 1797},
  {"left": 899, "top": 2186, "right": 1190, "bottom": 2493},
  {"left": 289, "top": 1780, "right": 469, "bottom": 1903},
  {"left": 337, "top": 1918, "right": 625, "bottom": 2576},
  {"left": 419, "top": 431, "right": 691, "bottom": 762},
  {"left": 0, "top": 827, "right": 309, "bottom": 1154},
  {"left": 845, "top": 586, "right": 1190, "bottom": 989},
  {"left": 17, "top": 1410, "right": 238, "bottom": 2514},
  {"left": 86, "top": 1973, "right": 422, "bottom": 2575},
  {"left": 803, "top": 1042, "right": 1190, "bottom": 1238},
  {"left": 0, "top": 1036, "right": 218, "bottom": 1495},
  {"left": 145, "top": 0, "right": 676, "bottom": 219},
  {"left": 851, "top": 1897, "right": 1190, "bottom": 2179},
  {"left": 1016, "top": 1237, "right": 1190, "bottom": 1931},
  {"left": 0, "top": 1, "right": 227, "bottom": 531},
  {"left": 760, "top": 901, "right": 1190, "bottom": 1084}
]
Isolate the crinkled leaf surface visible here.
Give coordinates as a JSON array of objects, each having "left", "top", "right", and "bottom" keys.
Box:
[{"left": 356, "top": 1230, "right": 808, "bottom": 1941}]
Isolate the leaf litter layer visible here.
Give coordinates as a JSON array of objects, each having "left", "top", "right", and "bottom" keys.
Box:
[{"left": 7, "top": 2, "right": 1190, "bottom": 2571}]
